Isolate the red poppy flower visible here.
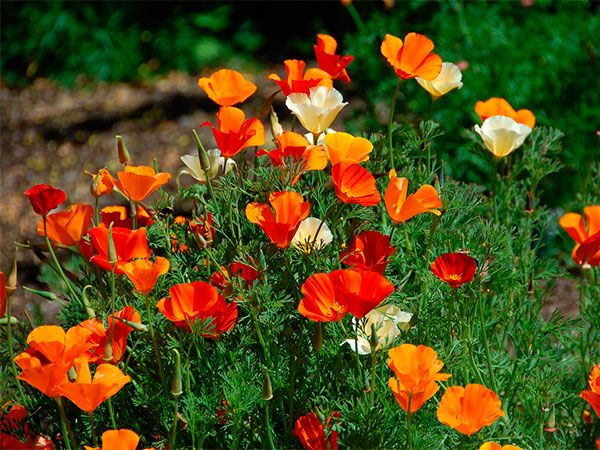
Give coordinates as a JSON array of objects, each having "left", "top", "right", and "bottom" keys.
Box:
[
  {"left": 381, "top": 33, "right": 442, "bottom": 80},
  {"left": 314, "top": 34, "right": 354, "bottom": 83},
  {"left": 84, "top": 225, "right": 151, "bottom": 274},
  {"left": 24, "top": 184, "right": 67, "bottom": 216},
  {"left": 157, "top": 281, "right": 238, "bottom": 339},
  {"left": 246, "top": 191, "right": 311, "bottom": 248},
  {"left": 385, "top": 170, "right": 442, "bottom": 223},
  {"left": 211, "top": 260, "right": 260, "bottom": 295},
  {"left": 37, "top": 203, "right": 94, "bottom": 246},
  {"left": 298, "top": 269, "right": 394, "bottom": 322},
  {"left": 292, "top": 411, "right": 339, "bottom": 450},
  {"left": 200, "top": 106, "right": 265, "bottom": 159},
  {"left": 331, "top": 163, "right": 381, "bottom": 207},
  {"left": 430, "top": 252, "right": 477, "bottom": 288},
  {"left": 581, "top": 364, "right": 600, "bottom": 417},
  {"left": 559, "top": 205, "right": 600, "bottom": 266},
  {"left": 341, "top": 230, "right": 396, "bottom": 274},
  {"left": 266, "top": 59, "right": 332, "bottom": 96}
]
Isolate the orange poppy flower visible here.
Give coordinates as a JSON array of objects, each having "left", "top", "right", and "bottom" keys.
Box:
[
  {"left": 83, "top": 429, "right": 147, "bottom": 450},
  {"left": 157, "top": 281, "right": 238, "bottom": 338},
  {"left": 331, "top": 163, "right": 381, "bottom": 207},
  {"left": 78, "top": 306, "right": 142, "bottom": 364},
  {"left": 385, "top": 170, "right": 442, "bottom": 223},
  {"left": 37, "top": 203, "right": 94, "bottom": 246},
  {"left": 86, "top": 168, "right": 115, "bottom": 197},
  {"left": 56, "top": 359, "right": 131, "bottom": 412},
  {"left": 380, "top": 33, "right": 442, "bottom": 80},
  {"left": 0, "top": 271, "right": 6, "bottom": 317},
  {"left": 100, "top": 205, "right": 154, "bottom": 229},
  {"left": 341, "top": 230, "right": 396, "bottom": 274},
  {"left": 112, "top": 165, "right": 171, "bottom": 203},
  {"left": 559, "top": 205, "right": 600, "bottom": 266},
  {"left": 430, "top": 252, "right": 477, "bottom": 288},
  {"left": 292, "top": 411, "right": 340, "bottom": 450},
  {"left": 581, "top": 364, "right": 600, "bottom": 417},
  {"left": 437, "top": 384, "right": 505, "bottom": 436},
  {"left": 298, "top": 269, "right": 394, "bottom": 321},
  {"left": 324, "top": 132, "right": 373, "bottom": 166},
  {"left": 201, "top": 106, "right": 265, "bottom": 158},
  {"left": 479, "top": 443, "right": 522, "bottom": 450},
  {"left": 121, "top": 257, "right": 170, "bottom": 295},
  {"left": 84, "top": 225, "right": 151, "bottom": 274},
  {"left": 387, "top": 344, "right": 451, "bottom": 413},
  {"left": 24, "top": 184, "right": 67, "bottom": 217},
  {"left": 266, "top": 59, "right": 332, "bottom": 96},
  {"left": 1, "top": 402, "right": 55, "bottom": 450},
  {"left": 198, "top": 68, "right": 257, "bottom": 106},
  {"left": 475, "top": 97, "right": 536, "bottom": 128},
  {"left": 314, "top": 34, "right": 354, "bottom": 83},
  {"left": 246, "top": 191, "right": 310, "bottom": 248}
]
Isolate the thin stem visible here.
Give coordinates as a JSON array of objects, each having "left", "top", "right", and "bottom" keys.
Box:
[
  {"left": 6, "top": 293, "right": 27, "bottom": 405},
  {"left": 144, "top": 294, "right": 166, "bottom": 385},
  {"left": 94, "top": 197, "right": 100, "bottom": 226},
  {"left": 89, "top": 412, "right": 97, "bottom": 447},
  {"left": 369, "top": 348, "right": 378, "bottom": 405},
  {"left": 406, "top": 395, "right": 413, "bottom": 450},
  {"left": 169, "top": 396, "right": 179, "bottom": 450},
  {"left": 345, "top": 2, "right": 367, "bottom": 34},
  {"left": 56, "top": 398, "right": 77, "bottom": 450},
  {"left": 388, "top": 79, "right": 402, "bottom": 170},
  {"left": 43, "top": 218, "right": 78, "bottom": 299},
  {"left": 478, "top": 294, "right": 497, "bottom": 391},
  {"left": 491, "top": 157, "right": 500, "bottom": 222},
  {"left": 447, "top": 291, "right": 455, "bottom": 345},
  {"left": 263, "top": 401, "right": 276, "bottom": 450},
  {"left": 107, "top": 398, "right": 117, "bottom": 429}
]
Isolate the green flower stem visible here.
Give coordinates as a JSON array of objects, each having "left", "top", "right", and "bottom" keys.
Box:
[
  {"left": 107, "top": 398, "right": 117, "bottom": 429},
  {"left": 168, "top": 396, "right": 180, "bottom": 450},
  {"left": 56, "top": 397, "right": 77, "bottom": 450},
  {"left": 447, "top": 290, "right": 455, "bottom": 345},
  {"left": 491, "top": 157, "right": 500, "bottom": 223},
  {"left": 345, "top": 2, "right": 367, "bottom": 34},
  {"left": 250, "top": 304, "right": 272, "bottom": 368},
  {"left": 263, "top": 400, "right": 276, "bottom": 450},
  {"left": 43, "top": 217, "right": 78, "bottom": 300},
  {"left": 478, "top": 293, "right": 497, "bottom": 391},
  {"left": 369, "top": 347, "right": 378, "bottom": 405},
  {"left": 6, "top": 293, "right": 27, "bottom": 406},
  {"left": 94, "top": 197, "right": 100, "bottom": 226},
  {"left": 144, "top": 293, "right": 166, "bottom": 385},
  {"left": 406, "top": 395, "right": 413, "bottom": 450},
  {"left": 89, "top": 412, "right": 97, "bottom": 447},
  {"left": 388, "top": 78, "right": 402, "bottom": 170}
]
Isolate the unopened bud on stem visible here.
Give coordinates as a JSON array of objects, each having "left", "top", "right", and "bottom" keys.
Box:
[
  {"left": 171, "top": 349, "right": 183, "bottom": 397},
  {"left": 116, "top": 135, "right": 130, "bottom": 165},
  {"left": 262, "top": 367, "right": 273, "bottom": 401}
]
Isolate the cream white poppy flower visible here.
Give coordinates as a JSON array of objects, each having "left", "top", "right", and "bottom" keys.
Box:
[
  {"left": 416, "top": 62, "right": 463, "bottom": 98},
  {"left": 474, "top": 115, "right": 532, "bottom": 158},
  {"left": 286, "top": 86, "right": 347, "bottom": 135},
  {"left": 179, "top": 149, "right": 236, "bottom": 183},
  {"left": 291, "top": 217, "right": 333, "bottom": 254},
  {"left": 342, "top": 304, "right": 413, "bottom": 354}
]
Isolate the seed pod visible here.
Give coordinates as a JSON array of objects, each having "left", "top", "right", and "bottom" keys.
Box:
[
  {"left": 116, "top": 135, "right": 130, "bottom": 165},
  {"left": 107, "top": 223, "right": 117, "bottom": 265},
  {"left": 171, "top": 349, "right": 183, "bottom": 397},
  {"left": 262, "top": 367, "right": 273, "bottom": 401},
  {"left": 192, "top": 130, "right": 211, "bottom": 171}
]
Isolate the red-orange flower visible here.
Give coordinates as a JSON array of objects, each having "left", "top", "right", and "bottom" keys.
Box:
[
  {"left": 430, "top": 252, "right": 477, "bottom": 288},
  {"left": 388, "top": 344, "right": 451, "bottom": 413},
  {"left": 84, "top": 225, "right": 151, "bottom": 274},
  {"left": 475, "top": 97, "right": 536, "bottom": 128},
  {"left": 121, "top": 257, "right": 170, "bottom": 295},
  {"left": 437, "top": 384, "right": 505, "bottom": 435},
  {"left": 1, "top": 402, "right": 55, "bottom": 450},
  {"left": 86, "top": 168, "right": 115, "bottom": 197},
  {"left": 37, "top": 203, "right": 94, "bottom": 246},
  {"left": 211, "top": 260, "right": 260, "bottom": 295},
  {"left": 198, "top": 68, "right": 257, "bottom": 106},
  {"left": 56, "top": 359, "right": 131, "bottom": 412},
  {"left": 292, "top": 411, "right": 339, "bottom": 450},
  {"left": 266, "top": 59, "right": 332, "bottom": 96},
  {"left": 24, "top": 184, "right": 66, "bottom": 216},
  {"left": 581, "top": 364, "right": 600, "bottom": 417},
  {"left": 246, "top": 191, "right": 310, "bottom": 248},
  {"left": 314, "top": 34, "right": 354, "bottom": 83},
  {"left": 298, "top": 269, "right": 394, "bottom": 321},
  {"left": 157, "top": 281, "right": 238, "bottom": 338},
  {"left": 100, "top": 205, "right": 154, "bottom": 229},
  {"left": 78, "top": 306, "right": 142, "bottom": 364},
  {"left": 559, "top": 205, "right": 600, "bottom": 266},
  {"left": 385, "top": 170, "right": 442, "bottom": 223},
  {"left": 201, "top": 106, "right": 265, "bottom": 159},
  {"left": 341, "top": 230, "right": 396, "bottom": 274},
  {"left": 331, "top": 163, "right": 381, "bottom": 207},
  {"left": 112, "top": 166, "right": 171, "bottom": 203},
  {"left": 380, "top": 33, "right": 442, "bottom": 80}
]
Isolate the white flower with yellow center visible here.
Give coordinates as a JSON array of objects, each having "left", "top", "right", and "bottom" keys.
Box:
[
  {"left": 416, "top": 62, "right": 463, "bottom": 98},
  {"left": 291, "top": 217, "right": 333, "bottom": 254},
  {"left": 286, "top": 86, "right": 347, "bottom": 135},
  {"left": 474, "top": 115, "right": 532, "bottom": 158}
]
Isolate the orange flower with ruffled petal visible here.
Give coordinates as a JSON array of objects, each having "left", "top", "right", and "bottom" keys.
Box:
[
  {"left": 37, "top": 203, "right": 94, "bottom": 246},
  {"left": 430, "top": 252, "right": 477, "bottom": 289},
  {"left": 475, "top": 97, "right": 535, "bottom": 128},
  {"left": 387, "top": 344, "right": 451, "bottom": 413},
  {"left": 479, "top": 443, "right": 522, "bottom": 450},
  {"left": 56, "top": 359, "right": 131, "bottom": 412},
  {"left": 437, "top": 384, "right": 505, "bottom": 435},
  {"left": 84, "top": 429, "right": 142, "bottom": 450},
  {"left": 246, "top": 191, "right": 310, "bottom": 248},
  {"left": 121, "top": 257, "right": 170, "bottom": 295},
  {"left": 341, "top": 230, "right": 396, "bottom": 274},
  {"left": 201, "top": 106, "right": 265, "bottom": 158},
  {"left": 267, "top": 59, "right": 332, "bottom": 96},
  {"left": 385, "top": 170, "right": 442, "bottom": 223},
  {"left": 559, "top": 206, "right": 600, "bottom": 266},
  {"left": 381, "top": 33, "right": 442, "bottom": 80},
  {"left": 198, "top": 69, "right": 257, "bottom": 106},
  {"left": 86, "top": 168, "right": 115, "bottom": 197},
  {"left": 581, "top": 364, "right": 600, "bottom": 417},
  {"left": 314, "top": 34, "right": 354, "bottom": 83},
  {"left": 157, "top": 281, "right": 238, "bottom": 338},
  {"left": 331, "top": 163, "right": 381, "bottom": 206},
  {"left": 84, "top": 225, "right": 151, "bottom": 274},
  {"left": 111, "top": 166, "right": 170, "bottom": 203},
  {"left": 325, "top": 132, "right": 373, "bottom": 166}
]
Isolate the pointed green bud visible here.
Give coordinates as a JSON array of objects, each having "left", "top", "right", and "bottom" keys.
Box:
[
  {"left": 115, "top": 317, "right": 147, "bottom": 332},
  {"left": 192, "top": 129, "right": 211, "bottom": 171},
  {"left": 116, "top": 135, "right": 130, "bottom": 165},
  {"left": 0, "top": 316, "right": 18, "bottom": 325},
  {"left": 81, "top": 285, "right": 96, "bottom": 319},
  {"left": 369, "top": 323, "right": 379, "bottom": 351},
  {"left": 171, "top": 349, "right": 183, "bottom": 397},
  {"left": 7, "top": 247, "right": 18, "bottom": 296},
  {"left": 107, "top": 222, "right": 117, "bottom": 265},
  {"left": 67, "top": 366, "right": 77, "bottom": 382},
  {"left": 262, "top": 367, "right": 273, "bottom": 401},
  {"left": 103, "top": 340, "right": 113, "bottom": 363}
]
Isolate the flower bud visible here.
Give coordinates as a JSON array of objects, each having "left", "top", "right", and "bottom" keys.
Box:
[
  {"left": 171, "top": 349, "right": 183, "bottom": 397},
  {"left": 269, "top": 107, "right": 283, "bottom": 138},
  {"left": 262, "top": 367, "right": 273, "bottom": 401},
  {"left": 6, "top": 247, "right": 18, "bottom": 296},
  {"left": 68, "top": 366, "right": 77, "bottom": 382},
  {"left": 103, "top": 340, "right": 113, "bottom": 363},
  {"left": 192, "top": 130, "right": 211, "bottom": 171},
  {"left": 107, "top": 223, "right": 117, "bottom": 265},
  {"left": 81, "top": 285, "right": 96, "bottom": 319},
  {"left": 116, "top": 135, "right": 130, "bottom": 165}
]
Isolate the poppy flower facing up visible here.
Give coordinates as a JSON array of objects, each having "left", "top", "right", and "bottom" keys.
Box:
[
  {"left": 475, "top": 97, "right": 536, "bottom": 128},
  {"left": 100, "top": 205, "right": 154, "bottom": 229},
  {"left": 201, "top": 106, "right": 265, "bottom": 159},
  {"left": 24, "top": 184, "right": 67, "bottom": 217},
  {"left": 246, "top": 191, "right": 311, "bottom": 248},
  {"left": 331, "top": 163, "right": 381, "bottom": 207},
  {"left": 83, "top": 429, "right": 143, "bottom": 450},
  {"left": 430, "top": 252, "right": 477, "bottom": 288},
  {"left": 198, "top": 68, "right": 257, "bottom": 106},
  {"left": 298, "top": 269, "right": 394, "bottom": 322},
  {"left": 387, "top": 344, "right": 451, "bottom": 413},
  {"left": 313, "top": 34, "right": 354, "bottom": 83},
  {"left": 121, "top": 257, "right": 170, "bottom": 295},
  {"left": 559, "top": 205, "right": 600, "bottom": 266},
  {"left": 37, "top": 203, "right": 94, "bottom": 246},
  {"left": 581, "top": 364, "right": 600, "bottom": 417},
  {"left": 479, "top": 443, "right": 522, "bottom": 450},
  {"left": 291, "top": 217, "right": 333, "bottom": 254},
  {"left": 292, "top": 411, "right": 340, "bottom": 450},
  {"left": 111, "top": 165, "right": 171, "bottom": 203},
  {"left": 324, "top": 132, "right": 373, "bottom": 166},
  {"left": 285, "top": 86, "right": 348, "bottom": 135},
  {"left": 416, "top": 62, "right": 463, "bottom": 98},
  {"left": 380, "top": 32, "right": 442, "bottom": 80},
  {"left": 267, "top": 59, "right": 332, "bottom": 96},
  {"left": 84, "top": 225, "right": 151, "bottom": 274},
  {"left": 157, "top": 281, "right": 238, "bottom": 339},
  {"left": 437, "top": 384, "right": 505, "bottom": 436},
  {"left": 474, "top": 116, "right": 532, "bottom": 159},
  {"left": 341, "top": 230, "right": 396, "bottom": 274},
  {"left": 385, "top": 170, "right": 442, "bottom": 223}
]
